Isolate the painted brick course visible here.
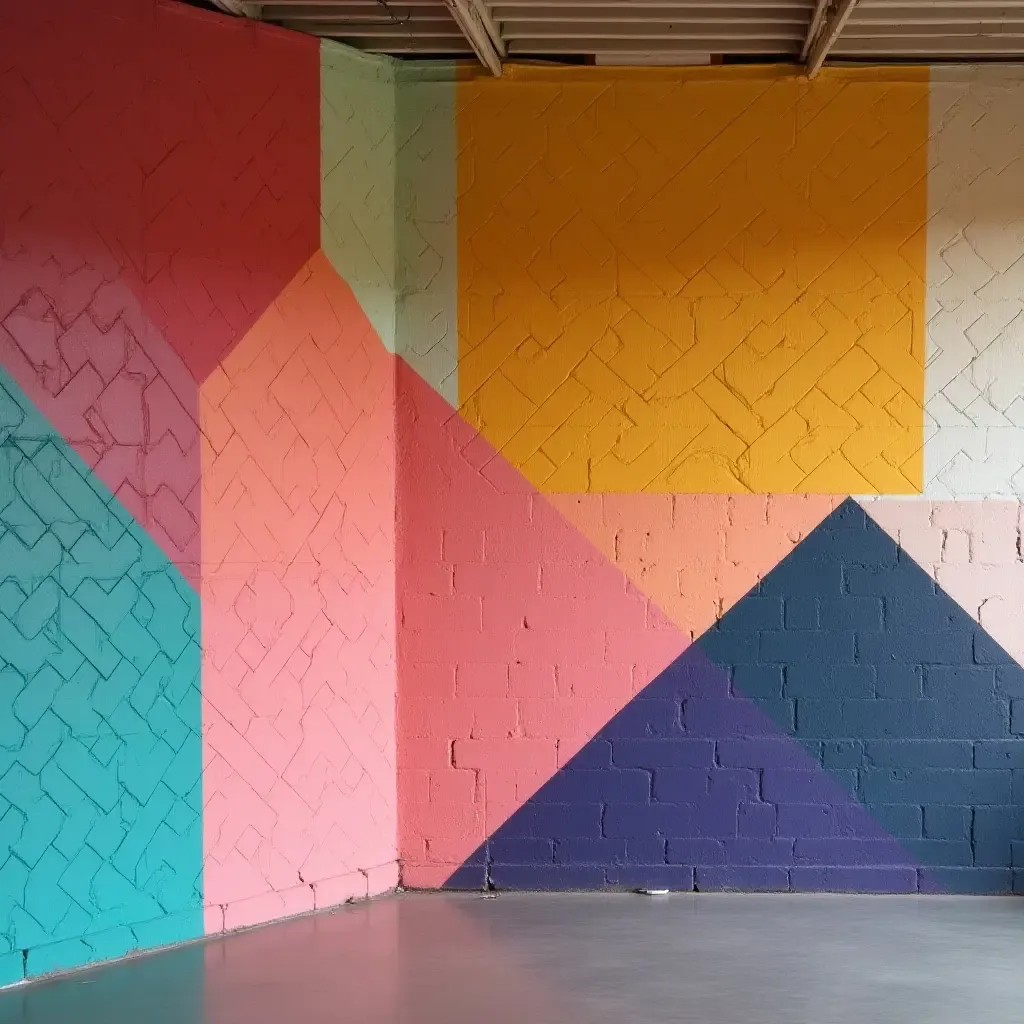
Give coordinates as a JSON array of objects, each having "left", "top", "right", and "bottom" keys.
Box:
[
  {"left": 455, "top": 644, "right": 918, "bottom": 891},
  {"left": 861, "top": 499, "right": 1024, "bottom": 667},
  {"left": 396, "top": 362, "right": 689, "bottom": 888},
  {"left": 439, "top": 500, "right": 1024, "bottom": 892}
]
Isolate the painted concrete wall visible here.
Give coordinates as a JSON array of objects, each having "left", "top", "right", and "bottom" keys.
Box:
[
  {"left": 200, "top": 252, "right": 398, "bottom": 932},
  {"left": 396, "top": 64, "right": 1024, "bottom": 896},
  {"left": 6, "top": 1, "right": 1024, "bottom": 984},
  {"left": 1, "top": 1, "right": 398, "bottom": 984},
  {"left": 925, "top": 68, "right": 1024, "bottom": 497},
  {"left": 456, "top": 67, "right": 928, "bottom": 494}
]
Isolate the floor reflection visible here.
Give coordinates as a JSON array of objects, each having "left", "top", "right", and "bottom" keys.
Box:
[{"left": 2, "top": 894, "right": 1023, "bottom": 1024}]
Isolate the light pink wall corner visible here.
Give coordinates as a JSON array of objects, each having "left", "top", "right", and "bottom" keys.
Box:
[{"left": 201, "top": 251, "right": 398, "bottom": 933}]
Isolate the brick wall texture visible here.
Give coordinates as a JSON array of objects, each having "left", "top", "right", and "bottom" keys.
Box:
[
  {"left": 1, "top": 2, "right": 397, "bottom": 985},
  {"left": 5, "top": 5, "right": 1024, "bottom": 988},
  {"left": 397, "top": 63, "right": 1024, "bottom": 899},
  {"left": 201, "top": 252, "right": 397, "bottom": 932}
]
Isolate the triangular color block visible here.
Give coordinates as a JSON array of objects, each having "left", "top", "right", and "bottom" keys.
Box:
[
  {"left": 451, "top": 641, "right": 918, "bottom": 892},
  {"left": 548, "top": 493, "right": 841, "bottom": 642},
  {"left": 860, "top": 498, "right": 1024, "bottom": 666},
  {"left": 447, "top": 500, "right": 1024, "bottom": 894},
  {"left": 396, "top": 362, "right": 690, "bottom": 887}
]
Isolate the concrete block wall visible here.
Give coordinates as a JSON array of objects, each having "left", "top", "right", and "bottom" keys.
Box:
[
  {"left": 1, "top": 1, "right": 400, "bottom": 984},
  {"left": 396, "top": 64, "right": 1024, "bottom": 896},
  {"left": 5, "top": 0, "right": 1024, "bottom": 985}
]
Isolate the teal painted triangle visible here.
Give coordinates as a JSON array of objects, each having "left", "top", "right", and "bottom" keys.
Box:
[{"left": 0, "top": 366, "right": 203, "bottom": 978}]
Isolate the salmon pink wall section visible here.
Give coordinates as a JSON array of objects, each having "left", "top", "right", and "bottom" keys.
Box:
[
  {"left": 548, "top": 494, "right": 841, "bottom": 642},
  {"left": 201, "top": 252, "right": 398, "bottom": 933},
  {"left": 396, "top": 363, "right": 690, "bottom": 887}
]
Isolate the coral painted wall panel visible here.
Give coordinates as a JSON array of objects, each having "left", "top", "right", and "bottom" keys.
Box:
[
  {"left": 456, "top": 67, "right": 928, "bottom": 494},
  {"left": 549, "top": 493, "right": 840, "bottom": 641},
  {"left": 201, "top": 252, "right": 397, "bottom": 931},
  {"left": 396, "top": 362, "right": 687, "bottom": 887}
]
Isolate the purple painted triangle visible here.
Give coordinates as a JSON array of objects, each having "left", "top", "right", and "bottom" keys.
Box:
[{"left": 448, "top": 645, "right": 927, "bottom": 892}]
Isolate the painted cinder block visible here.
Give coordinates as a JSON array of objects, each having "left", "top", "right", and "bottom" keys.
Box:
[
  {"left": 696, "top": 867, "right": 791, "bottom": 892},
  {"left": 860, "top": 770, "right": 1011, "bottom": 805},
  {"left": 431, "top": 498, "right": 1024, "bottom": 894},
  {"left": 788, "top": 867, "right": 919, "bottom": 893},
  {"left": 923, "top": 806, "right": 973, "bottom": 841}
]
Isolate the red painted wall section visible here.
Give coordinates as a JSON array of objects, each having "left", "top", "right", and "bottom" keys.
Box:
[
  {"left": 396, "top": 363, "right": 690, "bottom": 887},
  {"left": 0, "top": 0, "right": 320, "bottom": 385},
  {"left": 0, "top": 0, "right": 319, "bottom": 584}
]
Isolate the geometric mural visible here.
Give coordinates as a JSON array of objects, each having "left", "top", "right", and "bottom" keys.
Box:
[
  {"left": 0, "top": 0, "right": 392, "bottom": 986},
  {"left": 6, "top": 0, "right": 1024, "bottom": 991},
  {"left": 395, "top": 363, "right": 691, "bottom": 889},
  {"left": 201, "top": 252, "right": 398, "bottom": 933},
  {"left": 450, "top": 499, "right": 1024, "bottom": 893}
]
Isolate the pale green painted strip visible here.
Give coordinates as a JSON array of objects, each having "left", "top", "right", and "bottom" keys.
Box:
[
  {"left": 396, "top": 64, "right": 458, "bottom": 407},
  {"left": 321, "top": 41, "right": 398, "bottom": 352}
]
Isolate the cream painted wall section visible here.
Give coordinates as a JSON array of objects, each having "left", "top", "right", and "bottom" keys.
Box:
[
  {"left": 321, "top": 42, "right": 397, "bottom": 352},
  {"left": 925, "top": 67, "right": 1024, "bottom": 498}
]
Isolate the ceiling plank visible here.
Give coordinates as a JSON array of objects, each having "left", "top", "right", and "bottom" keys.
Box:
[
  {"left": 502, "top": 21, "right": 802, "bottom": 37},
  {"left": 210, "top": 0, "right": 262, "bottom": 13},
  {"left": 800, "top": 0, "right": 829, "bottom": 56},
  {"left": 806, "top": 0, "right": 861, "bottom": 75},
  {"left": 442, "top": 0, "right": 506, "bottom": 73}
]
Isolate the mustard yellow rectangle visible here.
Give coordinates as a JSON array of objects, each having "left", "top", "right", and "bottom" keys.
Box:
[{"left": 457, "top": 65, "right": 928, "bottom": 494}]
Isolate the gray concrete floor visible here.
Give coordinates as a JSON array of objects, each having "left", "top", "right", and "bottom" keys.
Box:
[{"left": 1, "top": 893, "right": 1022, "bottom": 1023}]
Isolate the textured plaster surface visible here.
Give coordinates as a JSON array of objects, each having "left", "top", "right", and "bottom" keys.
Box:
[
  {"left": 925, "top": 68, "right": 1024, "bottom": 498},
  {"left": 201, "top": 252, "right": 398, "bottom": 932},
  {"left": 321, "top": 43, "right": 398, "bottom": 354},
  {"left": 456, "top": 66, "right": 928, "bottom": 494}
]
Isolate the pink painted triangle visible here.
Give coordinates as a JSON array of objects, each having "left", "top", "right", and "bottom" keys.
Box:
[{"left": 397, "top": 362, "right": 691, "bottom": 887}]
